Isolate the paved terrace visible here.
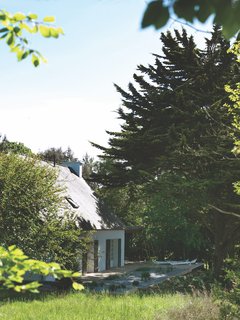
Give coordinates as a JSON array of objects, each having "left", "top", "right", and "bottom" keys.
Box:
[
  {"left": 81, "top": 261, "right": 204, "bottom": 292},
  {"left": 81, "top": 261, "right": 154, "bottom": 281}
]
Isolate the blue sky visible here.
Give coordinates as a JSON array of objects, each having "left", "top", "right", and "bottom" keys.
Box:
[{"left": 0, "top": 0, "right": 213, "bottom": 158}]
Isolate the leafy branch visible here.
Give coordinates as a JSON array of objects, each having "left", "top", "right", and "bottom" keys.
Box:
[
  {"left": 142, "top": 0, "right": 240, "bottom": 39},
  {"left": 0, "top": 245, "right": 83, "bottom": 293},
  {"left": 0, "top": 10, "right": 64, "bottom": 66}
]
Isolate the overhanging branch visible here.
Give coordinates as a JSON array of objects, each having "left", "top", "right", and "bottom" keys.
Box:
[{"left": 208, "top": 204, "right": 240, "bottom": 219}]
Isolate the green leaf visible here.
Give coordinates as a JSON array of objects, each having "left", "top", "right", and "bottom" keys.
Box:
[
  {"left": 72, "top": 282, "right": 84, "bottom": 291},
  {"left": 32, "top": 54, "right": 40, "bottom": 67},
  {"left": 195, "top": 0, "right": 214, "bottom": 23},
  {"left": 13, "top": 13, "right": 26, "bottom": 21},
  {"left": 19, "top": 23, "right": 32, "bottom": 33},
  {"left": 57, "top": 270, "right": 72, "bottom": 277},
  {"left": 24, "top": 281, "right": 41, "bottom": 290},
  {"left": 27, "top": 13, "right": 38, "bottom": 20},
  {"left": 13, "top": 26, "right": 21, "bottom": 34},
  {"left": 0, "top": 33, "right": 8, "bottom": 39},
  {"left": 11, "top": 248, "right": 25, "bottom": 256},
  {"left": 29, "top": 289, "right": 40, "bottom": 293},
  {"left": 43, "top": 16, "right": 55, "bottom": 23},
  {"left": 6, "top": 33, "right": 14, "bottom": 46},
  {"left": 0, "top": 13, "right": 6, "bottom": 21},
  {"left": 0, "top": 28, "right": 8, "bottom": 33},
  {"left": 8, "top": 245, "right": 17, "bottom": 251},
  {"left": 72, "top": 272, "right": 81, "bottom": 277},
  {"left": 31, "top": 25, "right": 38, "bottom": 34},
  {"left": 8, "top": 275, "right": 24, "bottom": 283},
  {"left": 39, "top": 25, "right": 51, "bottom": 38},
  {"left": 174, "top": 0, "right": 195, "bottom": 22},
  {"left": 142, "top": 0, "right": 169, "bottom": 29},
  {"left": 21, "top": 51, "right": 29, "bottom": 61},
  {"left": 50, "top": 28, "right": 59, "bottom": 38},
  {"left": 50, "top": 28, "right": 59, "bottom": 39},
  {"left": 12, "top": 46, "right": 22, "bottom": 58},
  {"left": 14, "top": 285, "right": 23, "bottom": 292},
  {"left": 48, "top": 262, "right": 61, "bottom": 269}
]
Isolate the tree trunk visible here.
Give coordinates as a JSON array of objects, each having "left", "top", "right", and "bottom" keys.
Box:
[
  {"left": 213, "top": 241, "right": 228, "bottom": 277},
  {"left": 212, "top": 211, "right": 239, "bottom": 277}
]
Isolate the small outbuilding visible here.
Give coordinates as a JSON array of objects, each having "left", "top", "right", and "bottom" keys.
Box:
[{"left": 57, "top": 161, "right": 125, "bottom": 273}]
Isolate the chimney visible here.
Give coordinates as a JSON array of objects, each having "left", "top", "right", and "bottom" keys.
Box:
[{"left": 61, "top": 161, "right": 82, "bottom": 178}]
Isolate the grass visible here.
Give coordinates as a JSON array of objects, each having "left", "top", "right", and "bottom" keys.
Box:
[
  {"left": 0, "top": 292, "right": 213, "bottom": 320},
  {"left": 155, "top": 294, "right": 220, "bottom": 320},
  {"left": 0, "top": 270, "right": 221, "bottom": 319}
]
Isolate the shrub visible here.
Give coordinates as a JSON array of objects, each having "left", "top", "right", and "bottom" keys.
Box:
[
  {"left": 213, "top": 256, "right": 240, "bottom": 319},
  {"left": 155, "top": 270, "right": 214, "bottom": 294}
]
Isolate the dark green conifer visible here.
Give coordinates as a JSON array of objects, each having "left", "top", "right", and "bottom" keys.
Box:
[{"left": 92, "top": 26, "right": 240, "bottom": 275}]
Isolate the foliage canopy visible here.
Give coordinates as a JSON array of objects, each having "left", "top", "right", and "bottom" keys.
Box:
[
  {"left": 93, "top": 26, "right": 240, "bottom": 275},
  {"left": 142, "top": 0, "right": 240, "bottom": 39}
]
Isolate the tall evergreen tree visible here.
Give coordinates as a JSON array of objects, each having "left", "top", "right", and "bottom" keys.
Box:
[{"left": 92, "top": 26, "right": 240, "bottom": 275}]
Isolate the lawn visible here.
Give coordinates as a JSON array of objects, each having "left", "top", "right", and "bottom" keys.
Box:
[{"left": 0, "top": 292, "right": 219, "bottom": 320}]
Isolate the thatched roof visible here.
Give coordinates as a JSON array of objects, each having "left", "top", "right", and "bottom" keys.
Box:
[{"left": 56, "top": 165, "right": 125, "bottom": 230}]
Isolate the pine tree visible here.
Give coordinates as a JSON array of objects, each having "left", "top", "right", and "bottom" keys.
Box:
[{"left": 92, "top": 26, "right": 240, "bottom": 276}]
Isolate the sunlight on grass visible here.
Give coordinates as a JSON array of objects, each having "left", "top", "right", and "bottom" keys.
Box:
[{"left": 0, "top": 292, "right": 191, "bottom": 320}]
